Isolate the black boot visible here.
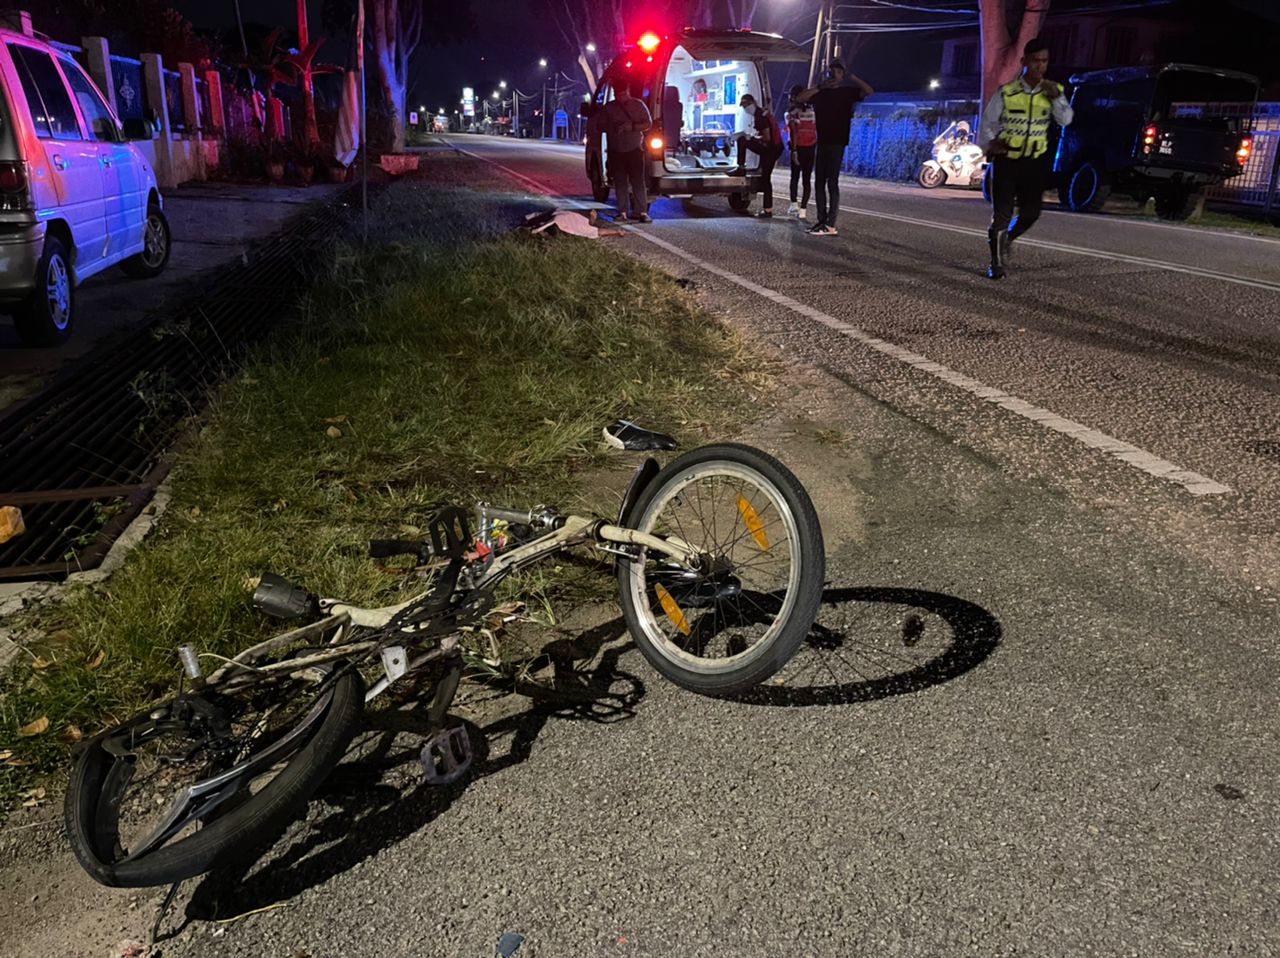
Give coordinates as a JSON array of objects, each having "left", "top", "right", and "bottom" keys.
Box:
[
  {"left": 1005, "top": 219, "right": 1023, "bottom": 263},
  {"left": 987, "top": 228, "right": 1007, "bottom": 280}
]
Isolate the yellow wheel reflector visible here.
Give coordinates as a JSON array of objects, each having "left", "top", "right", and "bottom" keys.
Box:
[
  {"left": 737, "top": 496, "right": 771, "bottom": 551},
  {"left": 654, "top": 583, "right": 692, "bottom": 636}
]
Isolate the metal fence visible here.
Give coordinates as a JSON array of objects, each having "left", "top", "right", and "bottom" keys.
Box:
[
  {"left": 110, "top": 55, "right": 146, "bottom": 121},
  {"left": 223, "top": 85, "right": 262, "bottom": 141},
  {"left": 1200, "top": 102, "right": 1280, "bottom": 213},
  {"left": 163, "top": 68, "right": 184, "bottom": 132},
  {"left": 839, "top": 110, "right": 979, "bottom": 182},
  {"left": 194, "top": 75, "right": 210, "bottom": 132}
]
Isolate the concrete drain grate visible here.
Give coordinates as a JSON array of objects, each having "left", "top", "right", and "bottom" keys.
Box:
[{"left": 0, "top": 189, "right": 363, "bottom": 581}]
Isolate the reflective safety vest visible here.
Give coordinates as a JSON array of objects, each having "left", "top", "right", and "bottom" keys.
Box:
[{"left": 998, "top": 80, "right": 1053, "bottom": 159}]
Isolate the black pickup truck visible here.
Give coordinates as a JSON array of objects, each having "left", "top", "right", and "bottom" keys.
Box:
[{"left": 1055, "top": 63, "right": 1258, "bottom": 220}]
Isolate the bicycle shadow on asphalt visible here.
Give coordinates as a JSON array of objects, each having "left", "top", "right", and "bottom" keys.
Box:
[
  {"left": 734, "top": 586, "right": 1002, "bottom": 707},
  {"left": 172, "top": 589, "right": 996, "bottom": 927},
  {"left": 174, "top": 617, "right": 644, "bottom": 929}
]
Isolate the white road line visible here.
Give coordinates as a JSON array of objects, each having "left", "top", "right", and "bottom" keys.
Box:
[
  {"left": 457, "top": 145, "right": 1234, "bottom": 497},
  {"left": 481, "top": 138, "right": 1280, "bottom": 248},
  {"left": 831, "top": 204, "right": 1280, "bottom": 293},
  {"left": 481, "top": 140, "right": 1280, "bottom": 292}
]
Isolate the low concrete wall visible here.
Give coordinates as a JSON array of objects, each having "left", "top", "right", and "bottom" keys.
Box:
[
  {"left": 170, "top": 136, "right": 206, "bottom": 185},
  {"left": 201, "top": 137, "right": 221, "bottom": 173}
]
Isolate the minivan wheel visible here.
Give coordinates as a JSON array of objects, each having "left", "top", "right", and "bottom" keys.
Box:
[
  {"left": 14, "top": 235, "right": 74, "bottom": 347},
  {"left": 121, "top": 204, "right": 171, "bottom": 278},
  {"left": 727, "top": 191, "right": 752, "bottom": 212}
]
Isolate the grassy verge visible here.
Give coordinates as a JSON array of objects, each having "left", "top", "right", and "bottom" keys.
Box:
[
  {"left": 0, "top": 163, "right": 766, "bottom": 807},
  {"left": 1105, "top": 201, "right": 1280, "bottom": 239}
]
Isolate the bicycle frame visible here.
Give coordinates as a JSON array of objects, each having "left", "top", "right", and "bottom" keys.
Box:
[{"left": 205, "top": 508, "right": 700, "bottom": 700}]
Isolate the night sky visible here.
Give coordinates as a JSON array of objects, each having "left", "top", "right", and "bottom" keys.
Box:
[
  {"left": 172, "top": 0, "right": 577, "bottom": 114},
  {"left": 168, "top": 0, "right": 1280, "bottom": 111}
]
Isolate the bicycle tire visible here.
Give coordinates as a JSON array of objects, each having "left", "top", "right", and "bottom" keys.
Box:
[
  {"left": 65, "top": 669, "right": 363, "bottom": 888},
  {"left": 616, "top": 443, "right": 825, "bottom": 696}
]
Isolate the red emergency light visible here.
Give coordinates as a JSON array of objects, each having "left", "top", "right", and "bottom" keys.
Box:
[{"left": 637, "top": 32, "right": 661, "bottom": 53}]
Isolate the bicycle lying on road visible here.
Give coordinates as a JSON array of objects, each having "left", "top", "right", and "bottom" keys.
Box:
[{"left": 65, "top": 423, "right": 825, "bottom": 888}]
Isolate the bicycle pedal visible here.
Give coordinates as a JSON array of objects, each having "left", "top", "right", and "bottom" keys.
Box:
[{"left": 420, "top": 725, "right": 473, "bottom": 786}]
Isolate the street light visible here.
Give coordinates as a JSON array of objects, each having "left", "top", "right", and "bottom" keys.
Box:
[
  {"left": 586, "top": 42, "right": 596, "bottom": 52},
  {"left": 539, "top": 58, "right": 553, "bottom": 138},
  {"left": 929, "top": 79, "right": 940, "bottom": 90},
  {"left": 499, "top": 80, "right": 507, "bottom": 89}
]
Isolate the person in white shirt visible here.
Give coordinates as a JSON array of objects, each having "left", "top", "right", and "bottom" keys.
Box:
[{"left": 978, "top": 37, "right": 1074, "bottom": 278}]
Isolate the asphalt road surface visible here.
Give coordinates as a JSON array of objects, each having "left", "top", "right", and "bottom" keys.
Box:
[{"left": 8, "top": 138, "right": 1279, "bottom": 958}]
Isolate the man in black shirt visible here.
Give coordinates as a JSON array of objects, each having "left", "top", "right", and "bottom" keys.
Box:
[
  {"left": 794, "top": 60, "right": 874, "bottom": 236},
  {"left": 731, "top": 94, "right": 784, "bottom": 217}
]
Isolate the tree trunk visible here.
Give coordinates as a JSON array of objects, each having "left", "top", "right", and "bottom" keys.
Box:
[
  {"left": 576, "top": 52, "right": 596, "bottom": 91},
  {"left": 367, "top": 0, "right": 415, "bottom": 153},
  {"left": 297, "top": 0, "right": 319, "bottom": 145},
  {"left": 980, "top": 0, "right": 1050, "bottom": 104}
]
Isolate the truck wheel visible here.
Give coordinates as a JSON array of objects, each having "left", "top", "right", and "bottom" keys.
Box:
[
  {"left": 14, "top": 235, "right": 74, "bottom": 347},
  {"left": 727, "top": 192, "right": 752, "bottom": 213},
  {"left": 1063, "top": 161, "right": 1111, "bottom": 213},
  {"left": 1154, "top": 188, "right": 1199, "bottom": 221}
]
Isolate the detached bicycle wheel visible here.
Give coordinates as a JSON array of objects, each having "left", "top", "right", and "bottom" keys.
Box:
[
  {"left": 66, "top": 666, "right": 362, "bottom": 888},
  {"left": 617, "top": 443, "right": 825, "bottom": 696}
]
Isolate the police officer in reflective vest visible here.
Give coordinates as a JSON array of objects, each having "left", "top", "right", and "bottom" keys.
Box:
[{"left": 978, "top": 38, "right": 1073, "bottom": 279}]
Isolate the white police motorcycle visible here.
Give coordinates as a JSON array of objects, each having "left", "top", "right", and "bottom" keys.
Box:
[{"left": 918, "top": 121, "right": 987, "bottom": 190}]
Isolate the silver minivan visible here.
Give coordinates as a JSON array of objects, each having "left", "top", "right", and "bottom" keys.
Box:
[{"left": 0, "top": 28, "right": 171, "bottom": 346}]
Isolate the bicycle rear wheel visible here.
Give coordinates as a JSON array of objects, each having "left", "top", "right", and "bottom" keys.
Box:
[
  {"left": 616, "top": 443, "right": 825, "bottom": 695},
  {"left": 66, "top": 665, "right": 363, "bottom": 888}
]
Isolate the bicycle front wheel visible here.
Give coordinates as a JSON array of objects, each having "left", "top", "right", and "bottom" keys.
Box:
[
  {"left": 616, "top": 443, "right": 825, "bottom": 696},
  {"left": 65, "top": 665, "right": 363, "bottom": 888}
]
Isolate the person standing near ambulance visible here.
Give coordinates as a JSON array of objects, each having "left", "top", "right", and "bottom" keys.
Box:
[
  {"left": 731, "top": 94, "right": 785, "bottom": 217},
  {"left": 601, "top": 78, "right": 654, "bottom": 223},
  {"left": 978, "top": 37, "right": 1074, "bottom": 279},
  {"left": 794, "top": 60, "right": 874, "bottom": 236},
  {"left": 786, "top": 85, "right": 817, "bottom": 220}
]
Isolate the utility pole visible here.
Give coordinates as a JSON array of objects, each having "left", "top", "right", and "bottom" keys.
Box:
[
  {"left": 356, "top": 0, "right": 367, "bottom": 244},
  {"left": 542, "top": 80, "right": 548, "bottom": 139},
  {"left": 807, "top": 0, "right": 839, "bottom": 87},
  {"left": 552, "top": 74, "right": 559, "bottom": 140}
]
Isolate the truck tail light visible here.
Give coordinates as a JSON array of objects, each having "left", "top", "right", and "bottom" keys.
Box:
[
  {"left": 0, "top": 161, "right": 30, "bottom": 211},
  {"left": 648, "top": 135, "right": 664, "bottom": 152},
  {"left": 1237, "top": 137, "right": 1252, "bottom": 165},
  {"left": 1142, "top": 125, "right": 1157, "bottom": 154}
]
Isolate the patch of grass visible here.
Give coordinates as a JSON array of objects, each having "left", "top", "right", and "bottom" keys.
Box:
[
  {"left": 0, "top": 178, "right": 766, "bottom": 806},
  {"left": 1107, "top": 202, "right": 1280, "bottom": 239}
]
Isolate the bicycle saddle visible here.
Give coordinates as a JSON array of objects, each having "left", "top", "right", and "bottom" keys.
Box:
[{"left": 603, "top": 420, "right": 678, "bottom": 452}]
